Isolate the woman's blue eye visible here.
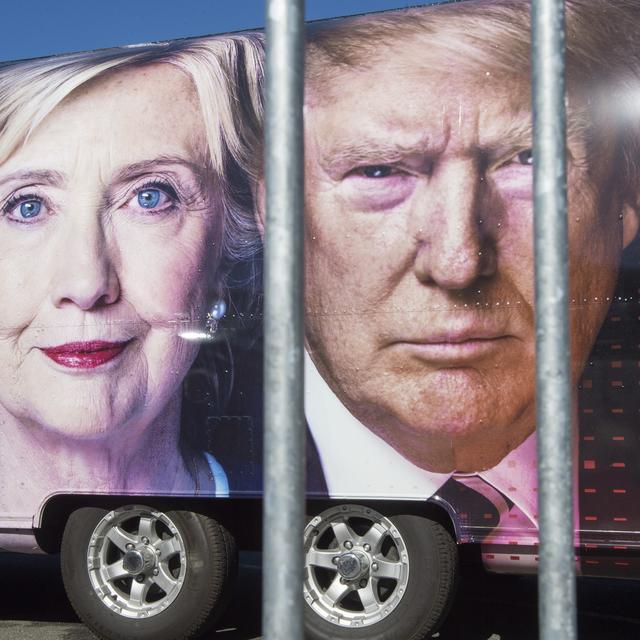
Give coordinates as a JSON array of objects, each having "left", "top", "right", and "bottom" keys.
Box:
[
  {"left": 19, "top": 200, "right": 42, "bottom": 218},
  {"left": 127, "top": 183, "right": 176, "bottom": 214},
  {"left": 137, "top": 189, "right": 161, "bottom": 209}
]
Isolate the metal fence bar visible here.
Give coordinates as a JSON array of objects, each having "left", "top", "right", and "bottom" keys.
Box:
[
  {"left": 531, "top": 0, "right": 577, "bottom": 639},
  {"left": 262, "top": 1, "right": 306, "bottom": 639}
]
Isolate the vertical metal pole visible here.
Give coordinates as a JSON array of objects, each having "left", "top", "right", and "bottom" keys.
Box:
[
  {"left": 531, "top": 1, "right": 577, "bottom": 639},
  {"left": 262, "top": 1, "right": 305, "bottom": 639}
]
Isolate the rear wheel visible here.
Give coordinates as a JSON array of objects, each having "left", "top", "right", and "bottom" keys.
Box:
[
  {"left": 303, "top": 505, "right": 457, "bottom": 640},
  {"left": 61, "top": 504, "right": 236, "bottom": 640}
]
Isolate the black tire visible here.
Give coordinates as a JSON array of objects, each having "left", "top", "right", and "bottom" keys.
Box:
[
  {"left": 60, "top": 504, "right": 237, "bottom": 640},
  {"left": 303, "top": 505, "right": 457, "bottom": 640}
]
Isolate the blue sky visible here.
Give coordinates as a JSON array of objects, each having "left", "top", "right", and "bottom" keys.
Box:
[{"left": 0, "top": 0, "right": 442, "bottom": 63}]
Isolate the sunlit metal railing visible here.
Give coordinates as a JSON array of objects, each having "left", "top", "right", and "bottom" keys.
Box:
[
  {"left": 262, "top": 1, "right": 306, "bottom": 639},
  {"left": 262, "top": 0, "right": 576, "bottom": 638},
  {"left": 531, "top": 0, "right": 577, "bottom": 638}
]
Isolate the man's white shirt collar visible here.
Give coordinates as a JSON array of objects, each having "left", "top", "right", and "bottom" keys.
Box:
[{"left": 305, "top": 351, "right": 538, "bottom": 524}]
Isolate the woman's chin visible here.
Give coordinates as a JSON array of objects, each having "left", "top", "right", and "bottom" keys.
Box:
[{"left": 19, "top": 405, "right": 141, "bottom": 442}]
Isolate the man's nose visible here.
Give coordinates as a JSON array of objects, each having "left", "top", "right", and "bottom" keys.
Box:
[
  {"left": 411, "top": 159, "right": 496, "bottom": 290},
  {"left": 50, "top": 214, "right": 120, "bottom": 311}
]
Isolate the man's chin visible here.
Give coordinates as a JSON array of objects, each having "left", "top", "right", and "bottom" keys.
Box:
[{"left": 373, "top": 416, "right": 535, "bottom": 474}]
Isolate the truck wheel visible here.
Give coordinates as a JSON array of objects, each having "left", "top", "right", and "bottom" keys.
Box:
[
  {"left": 61, "top": 505, "right": 236, "bottom": 640},
  {"left": 303, "top": 505, "right": 457, "bottom": 640}
]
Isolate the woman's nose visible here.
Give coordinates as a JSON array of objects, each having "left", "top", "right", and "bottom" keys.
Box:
[
  {"left": 411, "top": 160, "right": 496, "bottom": 290},
  {"left": 50, "top": 217, "right": 120, "bottom": 310}
]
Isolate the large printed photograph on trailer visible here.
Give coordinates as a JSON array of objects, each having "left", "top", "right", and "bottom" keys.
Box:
[
  {"left": 0, "top": 1, "right": 639, "bottom": 578},
  {"left": 279, "top": 0, "right": 640, "bottom": 575},
  {"left": 0, "top": 36, "right": 265, "bottom": 525}
]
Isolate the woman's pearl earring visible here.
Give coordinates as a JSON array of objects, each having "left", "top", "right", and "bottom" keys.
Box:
[{"left": 206, "top": 299, "right": 227, "bottom": 336}]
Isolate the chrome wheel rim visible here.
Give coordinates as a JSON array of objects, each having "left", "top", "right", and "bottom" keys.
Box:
[
  {"left": 303, "top": 505, "right": 409, "bottom": 628},
  {"left": 87, "top": 506, "right": 187, "bottom": 618}
]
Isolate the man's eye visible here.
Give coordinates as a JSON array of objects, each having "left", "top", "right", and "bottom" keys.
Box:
[
  {"left": 516, "top": 149, "right": 533, "bottom": 165},
  {"left": 361, "top": 165, "right": 395, "bottom": 178}
]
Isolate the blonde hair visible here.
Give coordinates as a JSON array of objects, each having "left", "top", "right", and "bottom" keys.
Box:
[
  {"left": 305, "top": 0, "right": 640, "bottom": 198},
  {"left": 0, "top": 33, "right": 265, "bottom": 269}
]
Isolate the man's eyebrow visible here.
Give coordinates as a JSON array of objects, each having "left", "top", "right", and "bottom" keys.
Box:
[
  {"left": 317, "top": 119, "right": 538, "bottom": 171},
  {"left": 110, "top": 155, "right": 209, "bottom": 184},
  {"left": 0, "top": 169, "right": 65, "bottom": 190},
  {"left": 490, "top": 120, "right": 533, "bottom": 148},
  {"left": 317, "top": 136, "right": 439, "bottom": 172},
  {"left": 486, "top": 115, "right": 585, "bottom": 150}
]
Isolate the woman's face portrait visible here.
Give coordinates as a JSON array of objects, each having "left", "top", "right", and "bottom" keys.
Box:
[{"left": 0, "top": 63, "right": 222, "bottom": 440}]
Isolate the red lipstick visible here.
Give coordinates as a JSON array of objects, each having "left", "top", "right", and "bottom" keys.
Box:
[{"left": 41, "top": 341, "right": 130, "bottom": 369}]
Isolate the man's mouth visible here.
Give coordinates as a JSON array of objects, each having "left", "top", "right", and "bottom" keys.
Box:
[
  {"left": 40, "top": 340, "right": 132, "bottom": 369},
  {"left": 394, "top": 329, "right": 511, "bottom": 362}
]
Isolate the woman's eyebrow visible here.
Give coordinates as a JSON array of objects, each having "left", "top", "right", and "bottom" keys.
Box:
[
  {"left": 111, "top": 155, "right": 208, "bottom": 184},
  {"left": 0, "top": 169, "right": 65, "bottom": 189}
]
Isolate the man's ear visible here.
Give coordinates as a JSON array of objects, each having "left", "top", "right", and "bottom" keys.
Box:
[
  {"left": 622, "top": 198, "right": 640, "bottom": 249},
  {"left": 254, "top": 179, "right": 266, "bottom": 240}
]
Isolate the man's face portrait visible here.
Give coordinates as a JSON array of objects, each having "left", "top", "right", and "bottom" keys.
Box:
[{"left": 303, "top": 26, "right": 639, "bottom": 474}]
